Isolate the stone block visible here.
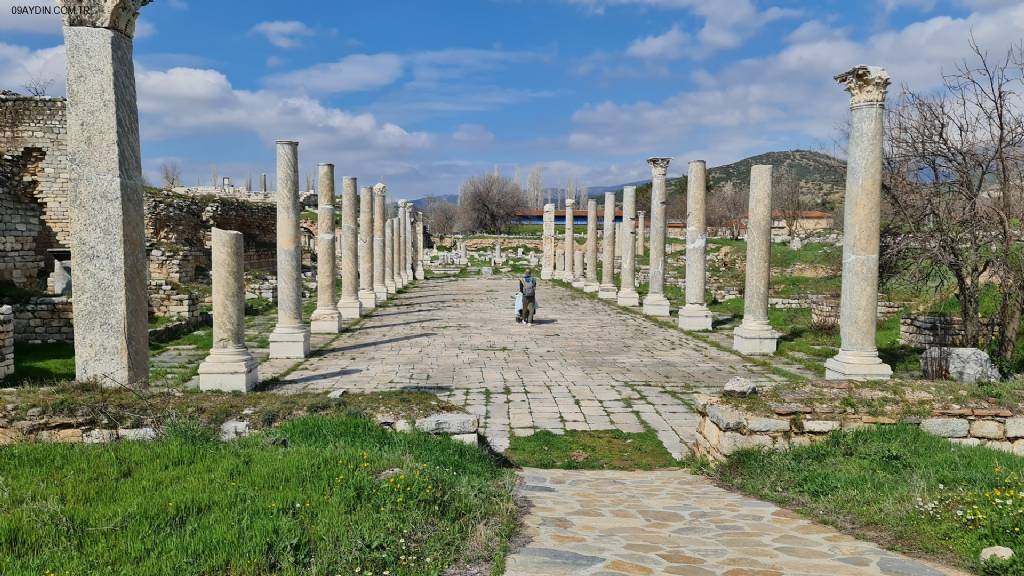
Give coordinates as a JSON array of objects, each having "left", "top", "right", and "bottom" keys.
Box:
[
  {"left": 706, "top": 404, "right": 745, "bottom": 431},
  {"left": 970, "top": 419, "right": 1005, "bottom": 440},
  {"left": 920, "top": 417, "right": 969, "bottom": 438},
  {"left": 1006, "top": 417, "right": 1024, "bottom": 439},
  {"left": 719, "top": 431, "right": 773, "bottom": 455},
  {"left": 803, "top": 420, "right": 840, "bottom": 434},
  {"left": 415, "top": 413, "right": 478, "bottom": 435},
  {"left": 921, "top": 347, "right": 1001, "bottom": 384},
  {"left": 746, "top": 417, "right": 790, "bottom": 433}
]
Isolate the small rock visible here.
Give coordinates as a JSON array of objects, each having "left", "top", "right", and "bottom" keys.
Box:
[
  {"left": 327, "top": 389, "right": 346, "bottom": 399},
  {"left": 723, "top": 377, "right": 757, "bottom": 397},
  {"left": 451, "top": 433, "right": 479, "bottom": 446},
  {"left": 394, "top": 420, "right": 413, "bottom": 433},
  {"left": 117, "top": 427, "right": 156, "bottom": 441},
  {"left": 219, "top": 420, "right": 250, "bottom": 441},
  {"left": 241, "top": 407, "right": 257, "bottom": 416},
  {"left": 376, "top": 468, "right": 402, "bottom": 480},
  {"left": 980, "top": 546, "right": 1014, "bottom": 562},
  {"left": 26, "top": 408, "right": 42, "bottom": 418}
]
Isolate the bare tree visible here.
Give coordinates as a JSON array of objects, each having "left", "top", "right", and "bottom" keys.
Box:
[
  {"left": 159, "top": 161, "right": 183, "bottom": 188},
  {"left": 23, "top": 76, "right": 53, "bottom": 97},
  {"left": 774, "top": 168, "right": 804, "bottom": 237},
  {"left": 457, "top": 174, "right": 526, "bottom": 234},
  {"left": 527, "top": 166, "right": 544, "bottom": 208},
  {"left": 423, "top": 196, "right": 460, "bottom": 238},
  {"left": 707, "top": 181, "right": 746, "bottom": 239}
]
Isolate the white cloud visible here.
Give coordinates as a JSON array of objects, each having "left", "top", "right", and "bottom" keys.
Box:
[
  {"left": 0, "top": 42, "right": 66, "bottom": 95},
  {"left": 452, "top": 124, "right": 495, "bottom": 144},
  {"left": 249, "top": 20, "right": 315, "bottom": 49},
  {"left": 134, "top": 18, "right": 157, "bottom": 39},
  {"left": 626, "top": 25, "right": 688, "bottom": 59},
  {"left": 264, "top": 54, "right": 404, "bottom": 94},
  {"left": 0, "top": 0, "right": 62, "bottom": 35}
]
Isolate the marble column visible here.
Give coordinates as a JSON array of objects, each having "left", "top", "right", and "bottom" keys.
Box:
[
  {"left": 573, "top": 251, "right": 585, "bottom": 288},
  {"left": 583, "top": 199, "right": 600, "bottom": 292},
  {"left": 61, "top": 0, "right": 149, "bottom": 387},
  {"left": 542, "top": 203, "right": 555, "bottom": 279},
  {"left": 372, "top": 184, "right": 388, "bottom": 301},
  {"left": 404, "top": 203, "right": 415, "bottom": 282},
  {"left": 260, "top": 173, "right": 268, "bottom": 193},
  {"left": 825, "top": 66, "right": 893, "bottom": 381},
  {"left": 384, "top": 217, "right": 397, "bottom": 294},
  {"left": 338, "top": 176, "right": 362, "bottom": 319},
  {"left": 396, "top": 201, "right": 408, "bottom": 286},
  {"left": 598, "top": 193, "right": 617, "bottom": 299},
  {"left": 679, "top": 160, "right": 713, "bottom": 330},
  {"left": 415, "top": 213, "right": 426, "bottom": 280},
  {"left": 563, "top": 198, "right": 575, "bottom": 281},
  {"left": 636, "top": 210, "right": 646, "bottom": 257},
  {"left": 269, "top": 141, "right": 310, "bottom": 358},
  {"left": 199, "top": 228, "right": 258, "bottom": 391},
  {"left": 618, "top": 186, "right": 640, "bottom": 306},
  {"left": 394, "top": 214, "right": 405, "bottom": 288},
  {"left": 555, "top": 245, "right": 565, "bottom": 275},
  {"left": 357, "top": 186, "right": 377, "bottom": 310},
  {"left": 733, "top": 165, "right": 780, "bottom": 354},
  {"left": 310, "top": 163, "right": 341, "bottom": 333},
  {"left": 642, "top": 158, "right": 671, "bottom": 317},
  {"left": 460, "top": 241, "right": 468, "bottom": 264}
]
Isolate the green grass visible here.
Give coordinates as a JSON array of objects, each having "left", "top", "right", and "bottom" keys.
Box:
[
  {"left": 0, "top": 414, "right": 517, "bottom": 576},
  {"left": 507, "top": 429, "right": 679, "bottom": 470},
  {"left": 715, "top": 425, "right": 1024, "bottom": 574},
  {"left": 6, "top": 342, "right": 75, "bottom": 386}
]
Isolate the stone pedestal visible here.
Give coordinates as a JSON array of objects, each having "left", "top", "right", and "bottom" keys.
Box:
[
  {"left": 338, "top": 176, "right": 362, "bottom": 319},
  {"left": 310, "top": 164, "right": 341, "bottom": 333},
  {"left": 572, "top": 251, "right": 586, "bottom": 288},
  {"left": 679, "top": 160, "right": 712, "bottom": 331},
  {"left": 598, "top": 192, "right": 617, "bottom": 299},
  {"left": 372, "top": 184, "right": 388, "bottom": 301},
  {"left": 563, "top": 198, "right": 575, "bottom": 281},
  {"left": 269, "top": 141, "right": 310, "bottom": 358},
  {"left": 583, "top": 199, "right": 599, "bottom": 292},
  {"left": 357, "top": 186, "right": 377, "bottom": 310},
  {"left": 642, "top": 158, "right": 671, "bottom": 317},
  {"left": 826, "top": 65, "right": 893, "bottom": 381},
  {"left": 541, "top": 203, "right": 555, "bottom": 279},
  {"left": 63, "top": 10, "right": 150, "bottom": 387},
  {"left": 733, "top": 165, "right": 779, "bottom": 354},
  {"left": 618, "top": 186, "right": 640, "bottom": 307},
  {"left": 384, "top": 217, "right": 397, "bottom": 294},
  {"left": 199, "top": 228, "right": 258, "bottom": 391}
]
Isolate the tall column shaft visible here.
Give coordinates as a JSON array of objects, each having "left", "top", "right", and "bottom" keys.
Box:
[
  {"left": 338, "top": 176, "right": 361, "bottom": 319},
  {"left": 541, "top": 203, "right": 555, "bottom": 279},
  {"left": 679, "top": 160, "right": 713, "bottom": 330},
  {"left": 269, "top": 141, "right": 310, "bottom": 358},
  {"left": 311, "top": 164, "right": 341, "bottom": 333},
  {"left": 396, "top": 201, "right": 407, "bottom": 286},
  {"left": 642, "top": 158, "right": 671, "bottom": 316},
  {"left": 826, "top": 66, "right": 893, "bottom": 380},
  {"left": 598, "top": 192, "right": 617, "bottom": 299},
  {"left": 563, "top": 199, "right": 575, "bottom": 281},
  {"left": 415, "top": 214, "right": 426, "bottom": 280},
  {"left": 583, "top": 199, "right": 599, "bottom": 291},
  {"left": 636, "top": 211, "right": 646, "bottom": 257},
  {"left": 733, "top": 165, "right": 779, "bottom": 354},
  {"left": 384, "top": 217, "right": 396, "bottom": 293},
  {"left": 618, "top": 186, "right": 640, "bottom": 306},
  {"left": 394, "top": 214, "right": 405, "bottom": 288},
  {"left": 372, "top": 184, "right": 388, "bottom": 300},
  {"left": 199, "top": 228, "right": 258, "bottom": 391},
  {"left": 358, "top": 186, "right": 377, "bottom": 309},
  {"left": 404, "top": 204, "right": 414, "bottom": 281}
]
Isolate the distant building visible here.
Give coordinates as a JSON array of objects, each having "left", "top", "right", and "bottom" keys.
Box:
[{"left": 514, "top": 208, "right": 623, "bottom": 226}]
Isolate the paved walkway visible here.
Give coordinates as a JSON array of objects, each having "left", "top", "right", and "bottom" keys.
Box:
[
  {"left": 273, "top": 276, "right": 777, "bottom": 455},
  {"left": 506, "top": 469, "right": 965, "bottom": 576}
]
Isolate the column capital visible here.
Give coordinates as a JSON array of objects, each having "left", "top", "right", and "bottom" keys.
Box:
[
  {"left": 59, "top": 0, "right": 151, "bottom": 37},
  {"left": 565, "top": 198, "right": 575, "bottom": 207},
  {"left": 835, "top": 65, "right": 891, "bottom": 106},
  {"left": 647, "top": 157, "right": 672, "bottom": 176},
  {"left": 397, "top": 199, "right": 407, "bottom": 206},
  {"left": 373, "top": 182, "right": 387, "bottom": 196}
]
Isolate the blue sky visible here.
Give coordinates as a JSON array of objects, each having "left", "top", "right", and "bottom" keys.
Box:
[{"left": 1, "top": 0, "right": 1021, "bottom": 198}]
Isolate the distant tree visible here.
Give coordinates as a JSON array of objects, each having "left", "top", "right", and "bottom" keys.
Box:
[
  {"left": 23, "top": 76, "right": 53, "bottom": 97},
  {"left": 774, "top": 168, "right": 804, "bottom": 236},
  {"left": 423, "top": 196, "right": 460, "bottom": 238},
  {"left": 527, "top": 166, "right": 544, "bottom": 208},
  {"left": 160, "top": 161, "right": 183, "bottom": 188},
  {"left": 707, "top": 181, "right": 746, "bottom": 239},
  {"left": 457, "top": 174, "right": 525, "bottom": 234}
]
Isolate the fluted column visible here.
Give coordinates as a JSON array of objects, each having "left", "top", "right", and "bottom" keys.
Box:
[
  {"left": 199, "top": 228, "right": 258, "bottom": 391},
  {"left": 636, "top": 210, "right": 646, "bottom": 257},
  {"left": 598, "top": 192, "right": 618, "bottom": 299},
  {"left": 642, "top": 157, "right": 671, "bottom": 317},
  {"left": 372, "top": 184, "right": 388, "bottom": 301},
  {"left": 269, "top": 141, "right": 310, "bottom": 358},
  {"left": 679, "top": 160, "right": 713, "bottom": 330},
  {"left": 618, "top": 186, "right": 640, "bottom": 306},
  {"left": 563, "top": 198, "right": 575, "bottom": 281},
  {"left": 733, "top": 165, "right": 779, "bottom": 354},
  {"left": 338, "top": 176, "right": 362, "bottom": 319},
  {"left": 384, "top": 217, "right": 396, "bottom": 294},
  {"left": 415, "top": 213, "right": 426, "bottom": 280},
  {"left": 542, "top": 203, "right": 555, "bottom": 279},
  {"left": 825, "top": 66, "right": 893, "bottom": 381},
  {"left": 310, "top": 163, "right": 341, "bottom": 333},
  {"left": 357, "top": 186, "right": 377, "bottom": 310}
]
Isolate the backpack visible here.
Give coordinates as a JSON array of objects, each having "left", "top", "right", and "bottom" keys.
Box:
[{"left": 522, "top": 277, "right": 536, "bottom": 297}]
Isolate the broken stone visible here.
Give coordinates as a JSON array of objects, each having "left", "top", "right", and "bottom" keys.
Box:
[
  {"left": 921, "top": 347, "right": 1001, "bottom": 384},
  {"left": 723, "top": 377, "right": 757, "bottom": 397},
  {"left": 415, "top": 413, "right": 478, "bottom": 435},
  {"left": 219, "top": 420, "right": 250, "bottom": 441}
]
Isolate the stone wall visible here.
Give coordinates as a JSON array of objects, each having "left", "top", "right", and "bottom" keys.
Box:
[
  {"left": 811, "top": 297, "right": 902, "bottom": 330},
  {"left": 899, "top": 315, "right": 996, "bottom": 349},
  {"left": 12, "top": 297, "right": 73, "bottom": 343},
  {"left": 148, "top": 281, "right": 202, "bottom": 320},
  {"left": 0, "top": 151, "right": 44, "bottom": 288},
  {"left": 0, "top": 305, "right": 12, "bottom": 381}
]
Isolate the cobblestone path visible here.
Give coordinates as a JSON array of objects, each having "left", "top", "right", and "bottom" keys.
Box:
[{"left": 273, "top": 276, "right": 776, "bottom": 455}]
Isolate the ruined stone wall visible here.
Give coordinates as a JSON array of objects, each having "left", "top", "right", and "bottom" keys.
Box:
[
  {"left": 0, "top": 152, "right": 44, "bottom": 288},
  {"left": 900, "top": 315, "right": 996, "bottom": 349},
  {"left": 13, "top": 297, "right": 74, "bottom": 343}
]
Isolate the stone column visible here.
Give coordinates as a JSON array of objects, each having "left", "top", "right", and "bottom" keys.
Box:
[
  {"left": 404, "top": 203, "right": 415, "bottom": 282},
  {"left": 618, "top": 186, "right": 640, "bottom": 306},
  {"left": 199, "top": 228, "right": 258, "bottom": 391},
  {"left": 337, "top": 176, "right": 362, "bottom": 319},
  {"left": 563, "top": 198, "right": 575, "bottom": 281},
  {"left": 460, "top": 241, "right": 468, "bottom": 264},
  {"left": 396, "top": 201, "right": 408, "bottom": 286},
  {"left": 598, "top": 192, "right": 618, "bottom": 299},
  {"left": 61, "top": 1, "right": 149, "bottom": 387},
  {"left": 679, "top": 160, "right": 713, "bottom": 330},
  {"left": 825, "top": 66, "right": 893, "bottom": 381},
  {"left": 642, "top": 158, "right": 671, "bottom": 317},
  {"left": 573, "top": 251, "right": 585, "bottom": 287},
  {"left": 372, "top": 184, "right": 388, "bottom": 301},
  {"left": 394, "top": 215, "right": 405, "bottom": 288},
  {"left": 555, "top": 245, "right": 565, "bottom": 275},
  {"left": 615, "top": 222, "right": 624, "bottom": 261},
  {"left": 415, "top": 213, "right": 426, "bottom": 280},
  {"left": 636, "top": 210, "right": 646, "bottom": 257},
  {"left": 260, "top": 173, "right": 268, "bottom": 193},
  {"left": 583, "top": 199, "right": 600, "bottom": 292},
  {"left": 269, "top": 141, "right": 310, "bottom": 358},
  {"left": 310, "top": 164, "right": 341, "bottom": 333},
  {"left": 541, "top": 203, "right": 555, "bottom": 279},
  {"left": 494, "top": 241, "right": 503, "bottom": 263},
  {"left": 358, "top": 186, "right": 377, "bottom": 309},
  {"left": 384, "top": 217, "right": 397, "bottom": 294},
  {"left": 733, "top": 165, "right": 779, "bottom": 354}
]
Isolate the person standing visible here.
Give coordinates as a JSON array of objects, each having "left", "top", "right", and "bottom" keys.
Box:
[{"left": 519, "top": 270, "right": 538, "bottom": 326}]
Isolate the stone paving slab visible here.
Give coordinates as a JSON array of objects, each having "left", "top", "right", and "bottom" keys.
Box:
[{"left": 507, "top": 468, "right": 968, "bottom": 576}]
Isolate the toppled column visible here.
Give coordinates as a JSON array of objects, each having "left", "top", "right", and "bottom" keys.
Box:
[
  {"left": 61, "top": 0, "right": 150, "bottom": 386},
  {"left": 825, "top": 65, "right": 893, "bottom": 381},
  {"left": 598, "top": 192, "right": 617, "bottom": 299},
  {"left": 563, "top": 198, "right": 575, "bottom": 281},
  {"left": 310, "top": 163, "right": 341, "bottom": 333},
  {"left": 636, "top": 210, "right": 646, "bottom": 257},
  {"left": 337, "top": 176, "right": 362, "bottom": 319},
  {"left": 358, "top": 186, "right": 377, "bottom": 310},
  {"left": 584, "top": 199, "right": 599, "bottom": 292},
  {"left": 679, "top": 160, "right": 713, "bottom": 330},
  {"left": 541, "top": 203, "right": 555, "bottom": 279},
  {"left": 642, "top": 158, "right": 672, "bottom": 317},
  {"left": 733, "top": 165, "right": 779, "bottom": 354},
  {"left": 384, "top": 217, "right": 397, "bottom": 294},
  {"left": 269, "top": 141, "right": 310, "bottom": 358},
  {"left": 372, "top": 183, "right": 388, "bottom": 301},
  {"left": 618, "top": 186, "right": 640, "bottom": 306},
  {"left": 415, "top": 213, "right": 426, "bottom": 280},
  {"left": 199, "top": 228, "right": 258, "bottom": 391}
]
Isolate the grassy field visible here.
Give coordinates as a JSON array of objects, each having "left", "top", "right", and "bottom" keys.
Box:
[
  {"left": 714, "top": 425, "right": 1024, "bottom": 575},
  {"left": 507, "top": 429, "right": 679, "bottom": 470},
  {"left": 0, "top": 414, "right": 517, "bottom": 576}
]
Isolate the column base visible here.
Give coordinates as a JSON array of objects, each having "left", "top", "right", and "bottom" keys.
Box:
[
  {"left": 358, "top": 290, "right": 377, "bottom": 310},
  {"left": 415, "top": 267, "right": 425, "bottom": 280},
  {"left": 198, "top": 350, "right": 259, "bottom": 393},
  {"left": 572, "top": 278, "right": 585, "bottom": 289},
  {"left": 385, "top": 280, "right": 397, "bottom": 294},
  {"left": 732, "top": 322, "right": 779, "bottom": 355},
  {"left": 582, "top": 281, "right": 599, "bottom": 293},
  {"left": 374, "top": 286, "right": 388, "bottom": 302},
  {"left": 338, "top": 298, "right": 362, "bottom": 320},
  {"left": 310, "top": 308, "right": 342, "bottom": 334},
  {"left": 642, "top": 294, "right": 671, "bottom": 317},
  {"left": 269, "top": 327, "right": 310, "bottom": 359},
  {"left": 597, "top": 285, "right": 617, "bottom": 300},
  {"left": 825, "top": 350, "right": 893, "bottom": 381},
  {"left": 678, "top": 305, "right": 713, "bottom": 331},
  {"left": 562, "top": 272, "right": 574, "bottom": 283},
  {"left": 617, "top": 290, "right": 640, "bottom": 307},
  {"left": 541, "top": 270, "right": 553, "bottom": 280}
]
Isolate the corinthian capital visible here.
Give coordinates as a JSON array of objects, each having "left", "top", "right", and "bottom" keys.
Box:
[
  {"left": 59, "top": 0, "right": 152, "bottom": 37},
  {"left": 373, "top": 182, "right": 387, "bottom": 196},
  {"left": 835, "top": 65, "right": 891, "bottom": 106},
  {"left": 647, "top": 157, "right": 672, "bottom": 177}
]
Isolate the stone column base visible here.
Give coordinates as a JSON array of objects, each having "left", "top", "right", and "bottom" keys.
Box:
[
  {"left": 415, "top": 267, "right": 425, "bottom": 280},
  {"left": 374, "top": 286, "right": 388, "bottom": 301},
  {"left": 617, "top": 290, "right": 640, "bottom": 307},
  {"left": 732, "top": 323, "right": 779, "bottom": 355},
  {"left": 678, "top": 305, "right": 713, "bottom": 331},
  {"left": 358, "top": 290, "right": 377, "bottom": 310},
  {"left": 541, "top": 270, "right": 553, "bottom": 280},
  {"left": 385, "top": 280, "right": 397, "bottom": 294},
  {"left": 825, "top": 350, "right": 893, "bottom": 381},
  {"left": 572, "top": 278, "right": 585, "bottom": 289},
  {"left": 310, "top": 309, "right": 342, "bottom": 334},
  {"left": 583, "top": 281, "right": 599, "bottom": 293},
  {"left": 338, "top": 298, "right": 362, "bottom": 320},
  {"left": 597, "top": 285, "right": 617, "bottom": 300},
  {"left": 642, "top": 294, "right": 671, "bottom": 317},
  {"left": 199, "top": 351, "right": 259, "bottom": 393},
  {"left": 269, "top": 327, "right": 310, "bottom": 359}
]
